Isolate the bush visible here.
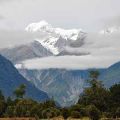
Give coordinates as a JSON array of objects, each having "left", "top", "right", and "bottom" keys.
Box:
[
  {"left": 70, "top": 104, "right": 86, "bottom": 117},
  {"left": 14, "top": 99, "right": 36, "bottom": 117},
  {"left": 4, "top": 106, "right": 15, "bottom": 117},
  {"left": 115, "top": 107, "right": 120, "bottom": 118},
  {"left": 70, "top": 111, "right": 81, "bottom": 118},
  {"left": 0, "top": 100, "right": 6, "bottom": 117},
  {"left": 42, "top": 107, "right": 61, "bottom": 119},
  {"left": 61, "top": 108, "right": 70, "bottom": 119},
  {"left": 86, "top": 105, "right": 101, "bottom": 120}
]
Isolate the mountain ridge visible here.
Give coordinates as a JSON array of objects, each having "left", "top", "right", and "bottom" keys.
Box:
[
  {"left": 0, "top": 41, "right": 53, "bottom": 64},
  {"left": 17, "top": 61, "right": 120, "bottom": 106},
  {"left": 0, "top": 54, "right": 49, "bottom": 101},
  {"left": 25, "top": 20, "right": 86, "bottom": 55}
]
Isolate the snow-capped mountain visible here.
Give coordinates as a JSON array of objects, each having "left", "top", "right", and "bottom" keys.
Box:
[
  {"left": 26, "top": 20, "right": 86, "bottom": 55},
  {"left": 1, "top": 21, "right": 120, "bottom": 106},
  {"left": 0, "top": 21, "right": 88, "bottom": 64},
  {"left": 100, "top": 26, "right": 120, "bottom": 34}
]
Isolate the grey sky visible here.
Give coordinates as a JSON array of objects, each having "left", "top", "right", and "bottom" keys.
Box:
[
  {"left": 0, "top": 15, "right": 4, "bottom": 20},
  {"left": 0, "top": 0, "right": 120, "bottom": 31}
]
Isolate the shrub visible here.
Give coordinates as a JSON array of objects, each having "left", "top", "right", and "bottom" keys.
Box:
[
  {"left": 86, "top": 105, "right": 101, "bottom": 120},
  {"left": 70, "top": 111, "right": 81, "bottom": 118}
]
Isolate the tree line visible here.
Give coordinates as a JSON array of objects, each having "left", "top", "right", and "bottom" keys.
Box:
[{"left": 0, "top": 71, "right": 120, "bottom": 120}]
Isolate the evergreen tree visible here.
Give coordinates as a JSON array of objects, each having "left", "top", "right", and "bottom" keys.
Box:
[
  {"left": 78, "top": 71, "right": 110, "bottom": 112},
  {"left": 0, "top": 90, "right": 6, "bottom": 117},
  {"left": 0, "top": 90, "right": 4, "bottom": 100},
  {"left": 109, "top": 83, "right": 120, "bottom": 118},
  {"left": 13, "top": 84, "right": 26, "bottom": 99}
]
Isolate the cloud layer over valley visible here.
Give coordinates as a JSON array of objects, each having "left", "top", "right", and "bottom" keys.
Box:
[{"left": 15, "top": 31, "right": 120, "bottom": 70}]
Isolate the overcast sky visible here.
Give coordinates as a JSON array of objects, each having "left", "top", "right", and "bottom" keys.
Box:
[
  {"left": 0, "top": 0, "right": 120, "bottom": 31},
  {"left": 0, "top": 0, "right": 120, "bottom": 69}
]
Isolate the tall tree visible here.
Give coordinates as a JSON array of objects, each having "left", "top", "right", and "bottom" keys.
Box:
[
  {"left": 78, "top": 71, "right": 110, "bottom": 112},
  {"left": 110, "top": 83, "right": 120, "bottom": 107},
  {"left": 0, "top": 90, "right": 4, "bottom": 100},
  {"left": 109, "top": 83, "right": 120, "bottom": 118},
  {"left": 89, "top": 70, "right": 102, "bottom": 89},
  {"left": 13, "top": 84, "right": 26, "bottom": 99},
  {"left": 0, "top": 90, "right": 6, "bottom": 117}
]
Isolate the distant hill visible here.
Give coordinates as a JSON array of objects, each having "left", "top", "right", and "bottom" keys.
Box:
[
  {"left": 0, "top": 55, "right": 49, "bottom": 101},
  {"left": 100, "top": 61, "right": 120, "bottom": 87},
  {"left": 0, "top": 41, "right": 53, "bottom": 64}
]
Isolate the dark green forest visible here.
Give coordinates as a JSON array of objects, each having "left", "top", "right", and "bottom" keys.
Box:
[{"left": 0, "top": 71, "right": 120, "bottom": 120}]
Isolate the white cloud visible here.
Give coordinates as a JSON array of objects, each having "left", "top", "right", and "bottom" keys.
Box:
[
  {"left": 15, "top": 32, "right": 120, "bottom": 70},
  {"left": 0, "top": 30, "right": 45, "bottom": 48},
  {"left": 16, "top": 55, "right": 120, "bottom": 70}
]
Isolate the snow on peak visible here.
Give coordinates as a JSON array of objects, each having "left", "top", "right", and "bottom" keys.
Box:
[
  {"left": 99, "top": 26, "right": 120, "bottom": 34},
  {"left": 25, "top": 20, "right": 53, "bottom": 32},
  {"left": 25, "top": 20, "right": 86, "bottom": 55},
  {"left": 54, "top": 28, "right": 83, "bottom": 40},
  {"left": 25, "top": 20, "right": 84, "bottom": 39},
  {"left": 36, "top": 36, "right": 59, "bottom": 55}
]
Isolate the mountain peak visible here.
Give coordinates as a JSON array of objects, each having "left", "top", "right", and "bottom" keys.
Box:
[
  {"left": 25, "top": 20, "right": 52, "bottom": 32},
  {"left": 38, "top": 20, "right": 49, "bottom": 25},
  {"left": 25, "top": 21, "right": 86, "bottom": 55},
  {"left": 99, "top": 26, "right": 120, "bottom": 34},
  {"left": 25, "top": 20, "right": 85, "bottom": 38}
]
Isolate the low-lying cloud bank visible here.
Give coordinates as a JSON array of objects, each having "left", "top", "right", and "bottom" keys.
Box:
[
  {"left": 16, "top": 55, "right": 120, "bottom": 70},
  {"left": 15, "top": 31, "right": 120, "bottom": 70}
]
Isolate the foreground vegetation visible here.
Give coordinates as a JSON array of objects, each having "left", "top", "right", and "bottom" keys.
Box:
[{"left": 0, "top": 71, "right": 120, "bottom": 120}]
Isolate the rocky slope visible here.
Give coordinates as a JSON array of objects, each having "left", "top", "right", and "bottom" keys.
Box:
[{"left": 18, "top": 69, "right": 89, "bottom": 106}]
